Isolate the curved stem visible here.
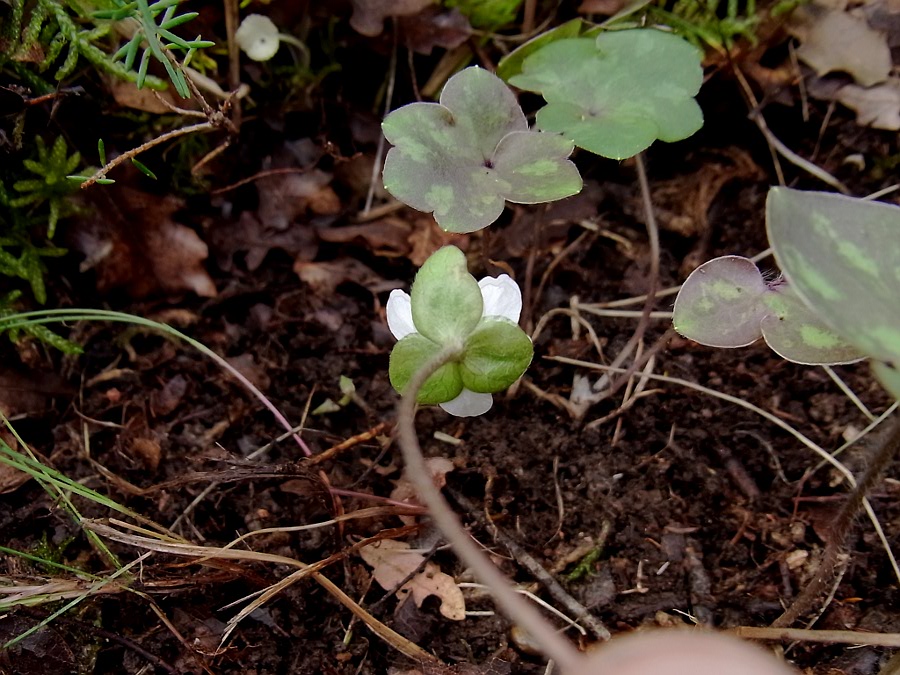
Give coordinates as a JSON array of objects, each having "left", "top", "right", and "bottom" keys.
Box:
[{"left": 395, "top": 349, "right": 586, "bottom": 673}]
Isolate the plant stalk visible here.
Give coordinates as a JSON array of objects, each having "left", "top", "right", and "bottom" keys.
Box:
[{"left": 395, "top": 349, "right": 586, "bottom": 673}]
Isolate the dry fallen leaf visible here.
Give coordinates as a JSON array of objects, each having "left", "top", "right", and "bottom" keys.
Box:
[
  {"left": 407, "top": 217, "right": 468, "bottom": 266},
  {"left": 835, "top": 79, "right": 900, "bottom": 130},
  {"left": 293, "top": 257, "right": 394, "bottom": 295},
  {"left": 391, "top": 457, "right": 455, "bottom": 525},
  {"left": 359, "top": 539, "right": 466, "bottom": 620},
  {"left": 350, "top": 0, "right": 434, "bottom": 37},
  {"left": 70, "top": 188, "right": 216, "bottom": 298},
  {"left": 256, "top": 169, "right": 340, "bottom": 231},
  {"left": 390, "top": 457, "right": 455, "bottom": 506},
  {"left": 105, "top": 76, "right": 182, "bottom": 114},
  {"left": 399, "top": 7, "right": 472, "bottom": 55},
  {"left": 317, "top": 218, "right": 413, "bottom": 257},
  {"left": 210, "top": 211, "right": 318, "bottom": 272},
  {"left": 790, "top": 5, "right": 892, "bottom": 87}
]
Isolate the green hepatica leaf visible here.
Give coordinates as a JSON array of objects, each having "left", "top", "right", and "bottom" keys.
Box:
[
  {"left": 382, "top": 66, "right": 582, "bottom": 233},
  {"left": 460, "top": 318, "right": 533, "bottom": 393},
  {"left": 509, "top": 29, "right": 704, "bottom": 160},
  {"left": 389, "top": 333, "right": 464, "bottom": 405},
  {"left": 673, "top": 255, "right": 862, "bottom": 365},
  {"left": 767, "top": 187, "right": 900, "bottom": 365},
  {"left": 497, "top": 18, "right": 594, "bottom": 81},
  {"left": 411, "top": 246, "right": 483, "bottom": 344},
  {"left": 760, "top": 286, "right": 863, "bottom": 365},
  {"left": 673, "top": 256, "right": 769, "bottom": 348}
]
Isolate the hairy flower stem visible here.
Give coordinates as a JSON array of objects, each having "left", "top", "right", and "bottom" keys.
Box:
[
  {"left": 395, "top": 349, "right": 586, "bottom": 673},
  {"left": 771, "top": 412, "right": 900, "bottom": 628}
]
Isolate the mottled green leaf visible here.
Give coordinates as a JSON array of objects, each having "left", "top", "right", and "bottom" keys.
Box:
[
  {"left": 767, "top": 187, "right": 900, "bottom": 365},
  {"left": 673, "top": 255, "right": 769, "bottom": 348},
  {"left": 673, "top": 255, "right": 863, "bottom": 365},
  {"left": 760, "top": 285, "right": 863, "bottom": 365},
  {"left": 382, "top": 66, "right": 582, "bottom": 233},
  {"left": 411, "top": 246, "right": 483, "bottom": 345},
  {"left": 509, "top": 29, "right": 704, "bottom": 160},
  {"left": 460, "top": 318, "right": 533, "bottom": 393},
  {"left": 389, "top": 333, "right": 464, "bottom": 405}
]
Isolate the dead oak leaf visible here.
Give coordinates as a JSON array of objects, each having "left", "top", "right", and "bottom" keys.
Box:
[
  {"left": 350, "top": 0, "right": 434, "bottom": 37},
  {"left": 70, "top": 188, "right": 216, "bottom": 298},
  {"left": 789, "top": 5, "right": 892, "bottom": 87},
  {"left": 256, "top": 169, "right": 340, "bottom": 231},
  {"left": 317, "top": 218, "right": 413, "bottom": 257},
  {"left": 835, "top": 79, "right": 900, "bottom": 130},
  {"left": 359, "top": 539, "right": 466, "bottom": 620},
  {"left": 293, "top": 257, "right": 395, "bottom": 295},
  {"left": 391, "top": 456, "right": 455, "bottom": 525},
  {"left": 399, "top": 7, "right": 472, "bottom": 55},
  {"left": 210, "top": 211, "right": 319, "bottom": 273}
]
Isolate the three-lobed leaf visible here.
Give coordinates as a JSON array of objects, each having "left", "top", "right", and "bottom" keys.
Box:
[
  {"left": 508, "top": 29, "right": 704, "bottom": 160},
  {"left": 382, "top": 67, "right": 582, "bottom": 233}
]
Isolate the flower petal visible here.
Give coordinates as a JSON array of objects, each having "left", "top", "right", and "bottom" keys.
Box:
[
  {"left": 478, "top": 275, "right": 522, "bottom": 323},
  {"left": 386, "top": 289, "right": 416, "bottom": 339},
  {"left": 439, "top": 389, "right": 493, "bottom": 417}
]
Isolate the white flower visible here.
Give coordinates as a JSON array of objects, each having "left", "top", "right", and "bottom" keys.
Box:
[
  {"left": 236, "top": 14, "right": 281, "bottom": 61},
  {"left": 387, "top": 274, "right": 523, "bottom": 417}
]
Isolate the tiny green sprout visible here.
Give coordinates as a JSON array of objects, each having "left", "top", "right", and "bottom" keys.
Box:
[
  {"left": 767, "top": 187, "right": 900, "bottom": 397},
  {"left": 381, "top": 66, "right": 582, "bottom": 234},
  {"left": 235, "top": 14, "right": 307, "bottom": 62},
  {"left": 508, "top": 29, "right": 704, "bottom": 160},
  {"left": 11, "top": 136, "right": 82, "bottom": 239},
  {"left": 387, "top": 246, "right": 533, "bottom": 416},
  {"left": 673, "top": 255, "right": 862, "bottom": 365}
]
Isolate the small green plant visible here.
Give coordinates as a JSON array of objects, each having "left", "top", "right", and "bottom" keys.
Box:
[
  {"left": 10, "top": 135, "right": 82, "bottom": 239},
  {"left": 93, "top": 0, "right": 215, "bottom": 98},
  {"left": 649, "top": 0, "right": 762, "bottom": 51},
  {"left": 673, "top": 187, "right": 900, "bottom": 397},
  {"left": 387, "top": 246, "right": 533, "bottom": 416},
  {"left": 508, "top": 29, "right": 704, "bottom": 160},
  {"left": 382, "top": 67, "right": 582, "bottom": 233}
]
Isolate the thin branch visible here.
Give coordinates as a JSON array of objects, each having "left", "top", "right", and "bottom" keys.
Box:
[
  {"left": 732, "top": 625, "right": 900, "bottom": 648},
  {"left": 78, "top": 121, "right": 214, "bottom": 189}
]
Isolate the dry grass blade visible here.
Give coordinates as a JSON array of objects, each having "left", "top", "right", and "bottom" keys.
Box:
[
  {"left": 732, "top": 626, "right": 900, "bottom": 648},
  {"left": 83, "top": 519, "right": 440, "bottom": 666}
]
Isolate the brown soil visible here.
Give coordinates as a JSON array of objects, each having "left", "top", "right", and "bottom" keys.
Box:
[{"left": 2, "top": 10, "right": 900, "bottom": 675}]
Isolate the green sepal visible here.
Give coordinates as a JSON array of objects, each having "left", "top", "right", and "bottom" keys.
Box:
[
  {"left": 460, "top": 318, "right": 533, "bottom": 393},
  {"left": 389, "top": 333, "right": 464, "bottom": 405},
  {"left": 411, "top": 246, "right": 483, "bottom": 345}
]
